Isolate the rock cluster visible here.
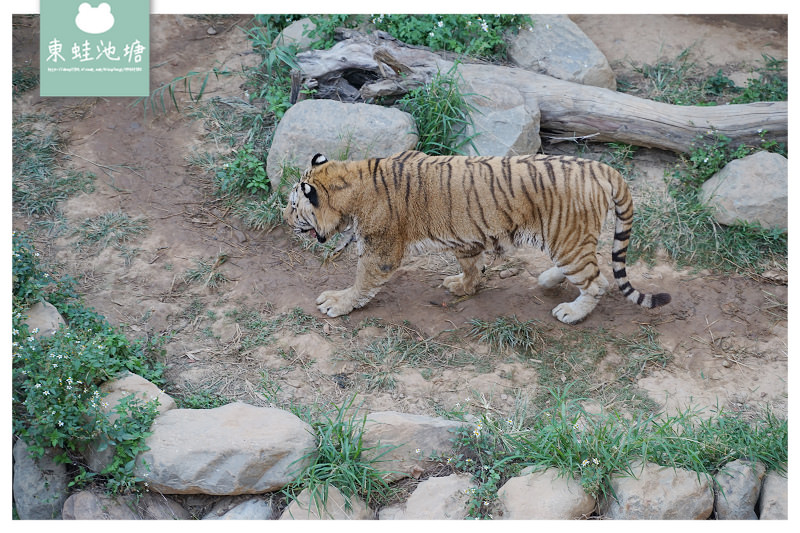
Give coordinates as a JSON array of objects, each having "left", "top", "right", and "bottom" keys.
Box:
[{"left": 13, "top": 368, "right": 788, "bottom": 520}]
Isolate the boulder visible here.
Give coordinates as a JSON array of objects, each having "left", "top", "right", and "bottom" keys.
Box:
[
  {"left": 757, "top": 472, "right": 788, "bottom": 519},
  {"left": 280, "top": 485, "right": 373, "bottom": 520},
  {"left": 601, "top": 461, "right": 714, "bottom": 519},
  {"left": 378, "top": 473, "right": 475, "bottom": 519},
  {"left": 459, "top": 77, "right": 541, "bottom": 156},
  {"left": 361, "top": 411, "right": 466, "bottom": 482},
  {"left": 713, "top": 459, "right": 766, "bottom": 520},
  {"left": 12, "top": 439, "right": 69, "bottom": 519},
  {"left": 508, "top": 15, "right": 616, "bottom": 90},
  {"left": 700, "top": 151, "right": 788, "bottom": 231},
  {"left": 23, "top": 300, "right": 65, "bottom": 338},
  {"left": 84, "top": 372, "right": 177, "bottom": 472},
  {"left": 134, "top": 402, "right": 316, "bottom": 495},
  {"left": 496, "top": 466, "right": 595, "bottom": 519},
  {"left": 266, "top": 99, "right": 418, "bottom": 180}
]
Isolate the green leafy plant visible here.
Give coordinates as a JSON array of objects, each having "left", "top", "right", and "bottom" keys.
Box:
[
  {"left": 216, "top": 144, "right": 270, "bottom": 196},
  {"left": 285, "top": 396, "right": 399, "bottom": 514},
  {"left": 132, "top": 67, "right": 231, "bottom": 116},
  {"left": 398, "top": 63, "right": 478, "bottom": 155},
  {"left": 731, "top": 54, "right": 787, "bottom": 103}
]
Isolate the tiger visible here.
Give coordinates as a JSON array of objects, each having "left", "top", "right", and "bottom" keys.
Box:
[{"left": 283, "top": 150, "right": 670, "bottom": 324}]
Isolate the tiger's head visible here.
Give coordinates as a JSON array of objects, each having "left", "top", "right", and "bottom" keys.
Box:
[{"left": 283, "top": 153, "right": 347, "bottom": 244}]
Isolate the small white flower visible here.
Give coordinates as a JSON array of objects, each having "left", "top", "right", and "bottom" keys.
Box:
[
  {"left": 428, "top": 32, "right": 434, "bottom": 37},
  {"left": 437, "top": 20, "right": 443, "bottom": 28}
]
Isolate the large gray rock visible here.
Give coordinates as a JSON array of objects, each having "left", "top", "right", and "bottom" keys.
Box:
[
  {"left": 361, "top": 411, "right": 466, "bottom": 482},
  {"left": 134, "top": 402, "right": 316, "bottom": 495},
  {"left": 266, "top": 99, "right": 418, "bottom": 180},
  {"left": 757, "top": 472, "right": 788, "bottom": 519},
  {"left": 13, "top": 439, "right": 69, "bottom": 519},
  {"left": 379, "top": 473, "right": 475, "bottom": 519},
  {"left": 496, "top": 466, "right": 595, "bottom": 519},
  {"left": 23, "top": 300, "right": 65, "bottom": 338},
  {"left": 280, "top": 486, "right": 373, "bottom": 520},
  {"left": 700, "top": 151, "right": 787, "bottom": 231},
  {"left": 713, "top": 459, "right": 766, "bottom": 520},
  {"left": 508, "top": 15, "right": 616, "bottom": 90},
  {"left": 85, "top": 372, "right": 177, "bottom": 473},
  {"left": 601, "top": 461, "right": 714, "bottom": 519},
  {"left": 460, "top": 77, "right": 541, "bottom": 156}
]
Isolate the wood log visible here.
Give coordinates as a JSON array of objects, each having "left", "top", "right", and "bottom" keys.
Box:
[{"left": 294, "top": 31, "right": 787, "bottom": 154}]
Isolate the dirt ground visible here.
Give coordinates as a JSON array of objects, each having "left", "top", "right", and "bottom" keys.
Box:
[{"left": 11, "top": 15, "right": 788, "bottom": 420}]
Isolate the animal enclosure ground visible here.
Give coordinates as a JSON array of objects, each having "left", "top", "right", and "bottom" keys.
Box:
[{"left": 11, "top": 15, "right": 788, "bottom": 425}]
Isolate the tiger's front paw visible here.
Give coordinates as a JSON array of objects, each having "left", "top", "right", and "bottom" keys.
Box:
[
  {"left": 552, "top": 301, "right": 594, "bottom": 325},
  {"left": 316, "top": 289, "right": 356, "bottom": 317},
  {"left": 442, "top": 273, "right": 477, "bottom": 296}
]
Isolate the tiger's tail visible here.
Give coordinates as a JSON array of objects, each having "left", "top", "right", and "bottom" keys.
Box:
[{"left": 609, "top": 173, "right": 671, "bottom": 309}]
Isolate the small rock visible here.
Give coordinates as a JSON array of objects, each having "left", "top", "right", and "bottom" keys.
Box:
[
  {"left": 280, "top": 486, "right": 372, "bottom": 520},
  {"left": 757, "top": 472, "right": 788, "bottom": 519},
  {"left": 23, "top": 300, "right": 65, "bottom": 338},
  {"left": 207, "top": 26, "right": 217, "bottom": 35},
  {"left": 713, "top": 459, "right": 765, "bottom": 520},
  {"left": 62, "top": 491, "right": 139, "bottom": 520},
  {"left": 496, "top": 467, "right": 595, "bottom": 519},
  {"left": 203, "top": 498, "right": 273, "bottom": 520},
  {"left": 379, "top": 474, "right": 475, "bottom": 519}
]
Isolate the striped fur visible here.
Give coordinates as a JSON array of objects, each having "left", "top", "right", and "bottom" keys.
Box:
[{"left": 283, "top": 150, "right": 670, "bottom": 322}]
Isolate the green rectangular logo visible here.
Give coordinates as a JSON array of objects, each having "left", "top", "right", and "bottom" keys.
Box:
[{"left": 40, "top": 1, "right": 150, "bottom": 97}]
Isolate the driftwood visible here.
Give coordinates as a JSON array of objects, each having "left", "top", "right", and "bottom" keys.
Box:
[{"left": 294, "top": 30, "right": 787, "bottom": 154}]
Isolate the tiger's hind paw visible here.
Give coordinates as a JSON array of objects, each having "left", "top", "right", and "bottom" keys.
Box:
[{"left": 442, "top": 273, "right": 478, "bottom": 296}]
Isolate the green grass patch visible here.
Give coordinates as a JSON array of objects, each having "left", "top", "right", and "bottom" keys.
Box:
[
  {"left": 283, "top": 395, "right": 399, "bottom": 514},
  {"left": 12, "top": 114, "right": 95, "bottom": 216}
]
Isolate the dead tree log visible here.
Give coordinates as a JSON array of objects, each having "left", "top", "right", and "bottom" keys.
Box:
[{"left": 294, "top": 30, "right": 787, "bottom": 154}]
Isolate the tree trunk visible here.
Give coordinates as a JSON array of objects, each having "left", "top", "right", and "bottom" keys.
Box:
[{"left": 294, "top": 30, "right": 787, "bottom": 154}]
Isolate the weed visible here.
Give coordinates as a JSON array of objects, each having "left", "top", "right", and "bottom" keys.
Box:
[
  {"left": 284, "top": 395, "right": 399, "bottom": 514},
  {"left": 468, "top": 315, "right": 546, "bottom": 356},
  {"left": 132, "top": 67, "right": 232, "bottom": 117},
  {"left": 601, "top": 142, "right": 638, "bottom": 180},
  {"left": 13, "top": 65, "right": 39, "bottom": 95},
  {"left": 175, "top": 389, "right": 231, "bottom": 409},
  {"left": 183, "top": 255, "right": 230, "bottom": 288},
  {"left": 398, "top": 63, "right": 478, "bottom": 156}
]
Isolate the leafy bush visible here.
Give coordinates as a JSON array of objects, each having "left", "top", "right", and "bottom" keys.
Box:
[
  {"left": 371, "top": 14, "right": 533, "bottom": 60},
  {"left": 12, "top": 232, "right": 163, "bottom": 492}
]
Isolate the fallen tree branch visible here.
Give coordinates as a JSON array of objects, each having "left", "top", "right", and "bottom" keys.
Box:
[{"left": 294, "top": 31, "right": 787, "bottom": 154}]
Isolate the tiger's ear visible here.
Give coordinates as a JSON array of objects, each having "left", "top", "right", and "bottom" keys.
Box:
[
  {"left": 301, "top": 182, "right": 319, "bottom": 207},
  {"left": 311, "top": 153, "right": 328, "bottom": 166}
]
